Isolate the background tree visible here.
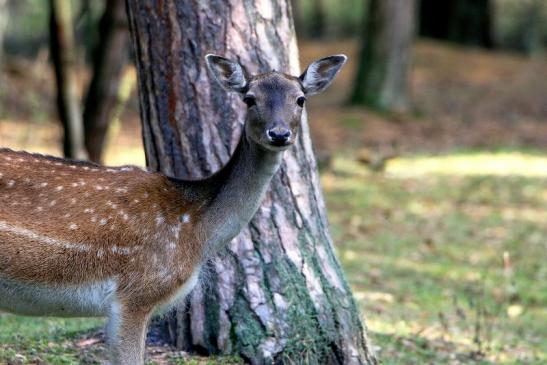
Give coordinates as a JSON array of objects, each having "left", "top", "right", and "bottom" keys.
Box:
[
  {"left": 419, "top": 0, "right": 493, "bottom": 48},
  {"left": 49, "top": 0, "right": 87, "bottom": 159},
  {"left": 309, "top": 0, "right": 327, "bottom": 38},
  {"left": 83, "top": 0, "right": 129, "bottom": 163},
  {"left": 0, "top": 0, "right": 7, "bottom": 80},
  {"left": 126, "top": 0, "right": 377, "bottom": 363},
  {"left": 350, "top": 0, "right": 416, "bottom": 112}
]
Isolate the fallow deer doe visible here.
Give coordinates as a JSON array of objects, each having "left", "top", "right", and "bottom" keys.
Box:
[{"left": 0, "top": 54, "right": 346, "bottom": 364}]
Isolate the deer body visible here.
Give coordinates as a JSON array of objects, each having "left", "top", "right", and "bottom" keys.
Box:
[{"left": 0, "top": 54, "right": 346, "bottom": 364}]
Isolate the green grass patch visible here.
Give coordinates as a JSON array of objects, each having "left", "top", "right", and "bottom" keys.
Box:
[
  {"left": 1, "top": 150, "right": 545, "bottom": 364},
  {"left": 323, "top": 151, "right": 547, "bottom": 364}
]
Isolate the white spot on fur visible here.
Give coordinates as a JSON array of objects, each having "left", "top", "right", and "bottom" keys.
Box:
[
  {"left": 40, "top": 182, "right": 48, "bottom": 187},
  {"left": 155, "top": 214, "right": 165, "bottom": 226},
  {"left": 69, "top": 223, "right": 78, "bottom": 230},
  {"left": 181, "top": 213, "right": 191, "bottom": 224},
  {"left": 55, "top": 186, "right": 63, "bottom": 191},
  {"left": 7, "top": 180, "right": 15, "bottom": 187},
  {"left": 99, "top": 218, "right": 108, "bottom": 226},
  {"left": 84, "top": 208, "right": 94, "bottom": 213}
]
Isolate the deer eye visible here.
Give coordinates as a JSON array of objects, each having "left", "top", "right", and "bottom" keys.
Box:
[
  {"left": 296, "top": 96, "right": 306, "bottom": 107},
  {"left": 243, "top": 95, "right": 256, "bottom": 107}
]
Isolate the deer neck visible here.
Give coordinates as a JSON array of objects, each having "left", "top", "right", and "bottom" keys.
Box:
[{"left": 197, "top": 127, "right": 283, "bottom": 256}]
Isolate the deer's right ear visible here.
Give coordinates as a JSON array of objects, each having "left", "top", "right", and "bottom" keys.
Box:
[{"left": 205, "top": 54, "right": 248, "bottom": 93}]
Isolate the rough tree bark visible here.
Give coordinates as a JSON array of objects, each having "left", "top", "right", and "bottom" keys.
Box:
[
  {"left": 126, "top": 1, "right": 377, "bottom": 364},
  {"left": 350, "top": 0, "right": 415, "bottom": 112},
  {"left": 83, "top": 0, "right": 129, "bottom": 163},
  {"left": 49, "top": 0, "right": 87, "bottom": 160}
]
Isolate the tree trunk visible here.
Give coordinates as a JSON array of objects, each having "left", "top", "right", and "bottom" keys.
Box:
[
  {"left": 49, "top": 0, "right": 87, "bottom": 160},
  {"left": 83, "top": 0, "right": 129, "bottom": 163},
  {"left": 126, "top": 1, "right": 377, "bottom": 364},
  {"left": 350, "top": 0, "right": 415, "bottom": 112},
  {"left": 309, "top": 0, "right": 327, "bottom": 39},
  {"left": 419, "top": 0, "right": 493, "bottom": 49},
  {"left": 0, "top": 0, "right": 7, "bottom": 77}
]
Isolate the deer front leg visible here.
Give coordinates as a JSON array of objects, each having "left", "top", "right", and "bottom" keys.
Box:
[{"left": 106, "top": 303, "right": 151, "bottom": 365}]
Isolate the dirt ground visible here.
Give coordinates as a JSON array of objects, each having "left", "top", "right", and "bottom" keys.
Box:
[{"left": 2, "top": 39, "right": 547, "bottom": 161}]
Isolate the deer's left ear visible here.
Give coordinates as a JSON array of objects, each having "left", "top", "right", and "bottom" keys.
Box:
[
  {"left": 205, "top": 54, "right": 248, "bottom": 93},
  {"left": 299, "top": 55, "right": 347, "bottom": 96}
]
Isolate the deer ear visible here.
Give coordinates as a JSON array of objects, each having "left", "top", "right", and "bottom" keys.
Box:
[
  {"left": 205, "top": 54, "right": 248, "bottom": 93},
  {"left": 299, "top": 55, "right": 347, "bottom": 96}
]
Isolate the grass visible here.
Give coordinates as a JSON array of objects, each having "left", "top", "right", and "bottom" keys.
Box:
[
  {"left": 1, "top": 151, "right": 545, "bottom": 364},
  {"left": 0, "top": 316, "right": 103, "bottom": 364},
  {"left": 322, "top": 151, "right": 547, "bottom": 364}
]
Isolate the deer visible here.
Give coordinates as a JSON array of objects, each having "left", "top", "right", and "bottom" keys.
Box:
[{"left": 0, "top": 53, "right": 346, "bottom": 364}]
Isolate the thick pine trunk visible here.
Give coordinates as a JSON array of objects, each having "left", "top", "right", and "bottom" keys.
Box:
[
  {"left": 126, "top": 1, "right": 377, "bottom": 364},
  {"left": 49, "top": 0, "right": 87, "bottom": 160},
  {"left": 350, "top": 0, "right": 415, "bottom": 112},
  {"left": 83, "top": 0, "right": 129, "bottom": 163}
]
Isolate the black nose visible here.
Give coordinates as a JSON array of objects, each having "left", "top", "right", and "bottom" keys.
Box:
[{"left": 267, "top": 127, "right": 292, "bottom": 145}]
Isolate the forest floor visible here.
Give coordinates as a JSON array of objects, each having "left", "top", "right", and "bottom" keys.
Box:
[{"left": 0, "top": 39, "right": 546, "bottom": 364}]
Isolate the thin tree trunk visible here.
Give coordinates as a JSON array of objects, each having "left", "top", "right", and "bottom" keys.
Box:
[
  {"left": 309, "top": 0, "right": 327, "bottom": 39},
  {"left": 419, "top": 0, "right": 493, "bottom": 48},
  {"left": 0, "top": 0, "right": 7, "bottom": 78},
  {"left": 350, "top": 0, "right": 415, "bottom": 112},
  {"left": 83, "top": 0, "right": 129, "bottom": 163},
  {"left": 126, "top": 1, "right": 377, "bottom": 364},
  {"left": 49, "top": 0, "right": 87, "bottom": 160}
]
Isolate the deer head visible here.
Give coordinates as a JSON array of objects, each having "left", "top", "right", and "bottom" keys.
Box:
[{"left": 205, "top": 54, "right": 347, "bottom": 151}]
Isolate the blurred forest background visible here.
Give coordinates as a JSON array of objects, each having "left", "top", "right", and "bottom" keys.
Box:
[{"left": 0, "top": 0, "right": 546, "bottom": 364}]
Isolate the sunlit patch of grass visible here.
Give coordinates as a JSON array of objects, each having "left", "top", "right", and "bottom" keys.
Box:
[
  {"left": 387, "top": 151, "right": 547, "bottom": 178},
  {"left": 323, "top": 151, "right": 547, "bottom": 364},
  {"left": 104, "top": 146, "right": 146, "bottom": 167}
]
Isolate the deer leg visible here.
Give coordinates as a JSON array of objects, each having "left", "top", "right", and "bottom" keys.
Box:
[{"left": 106, "top": 303, "right": 151, "bottom": 365}]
